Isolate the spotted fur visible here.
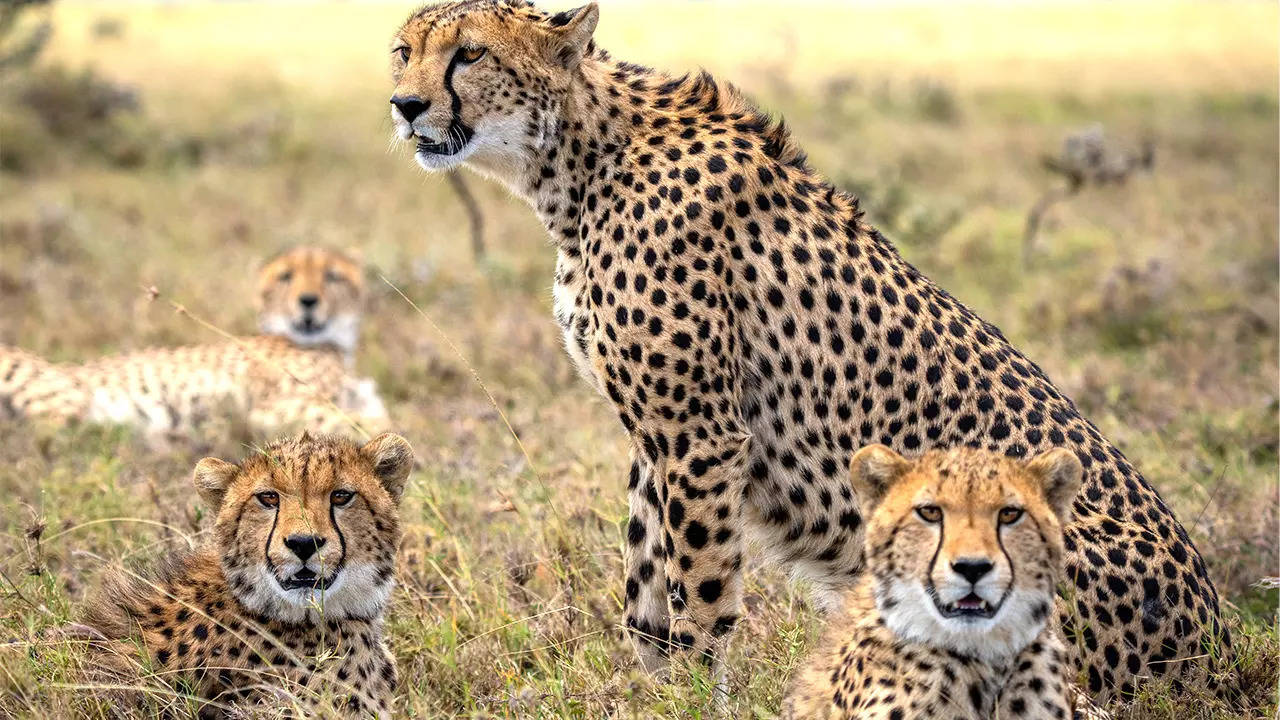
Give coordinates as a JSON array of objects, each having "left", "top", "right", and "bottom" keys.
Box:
[
  {"left": 78, "top": 432, "right": 412, "bottom": 718},
  {"left": 0, "top": 247, "right": 386, "bottom": 439},
  {"left": 388, "top": 0, "right": 1233, "bottom": 700},
  {"left": 786, "top": 445, "right": 1109, "bottom": 719}
]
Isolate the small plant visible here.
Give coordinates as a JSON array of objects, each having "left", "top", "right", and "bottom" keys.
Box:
[
  {"left": 1024, "top": 124, "right": 1155, "bottom": 262},
  {"left": 0, "top": 0, "right": 151, "bottom": 172}
]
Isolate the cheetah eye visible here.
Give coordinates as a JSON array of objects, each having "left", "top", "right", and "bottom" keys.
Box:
[
  {"left": 324, "top": 269, "right": 345, "bottom": 284},
  {"left": 998, "top": 507, "right": 1024, "bottom": 525},
  {"left": 394, "top": 45, "right": 410, "bottom": 63},
  {"left": 456, "top": 45, "right": 486, "bottom": 64},
  {"left": 277, "top": 270, "right": 293, "bottom": 284},
  {"left": 915, "top": 505, "right": 942, "bottom": 523},
  {"left": 331, "top": 490, "right": 355, "bottom": 507},
  {"left": 256, "top": 491, "right": 280, "bottom": 508}
]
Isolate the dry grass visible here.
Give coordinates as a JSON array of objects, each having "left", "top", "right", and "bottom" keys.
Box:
[{"left": 0, "top": 2, "right": 1276, "bottom": 718}]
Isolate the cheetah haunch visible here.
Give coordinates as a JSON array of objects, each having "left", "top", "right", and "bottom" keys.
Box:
[
  {"left": 388, "top": 0, "right": 1232, "bottom": 700},
  {"left": 0, "top": 246, "right": 387, "bottom": 440},
  {"left": 785, "top": 445, "right": 1108, "bottom": 719},
  {"left": 78, "top": 432, "right": 412, "bottom": 718}
]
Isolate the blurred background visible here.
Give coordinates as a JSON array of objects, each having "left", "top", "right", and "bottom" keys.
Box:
[{"left": 1, "top": 1, "right": 1276, "bottom": 718}]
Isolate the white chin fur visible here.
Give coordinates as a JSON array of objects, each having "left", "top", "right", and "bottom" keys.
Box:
[
  {"left": 232, "top": 563, "right": 394, "bottom": 623},
  {"left": 876, "top": 578, "right": 1048, "bottom": 664},
  {"left": 405, "top": 114, "right": 533, "bottom": 194},
  {"left": 414, "top": 143, "right": 475, "bottom": 173},
  {"left": 259, "top": 313, "right": 359, "bottom": 355}
]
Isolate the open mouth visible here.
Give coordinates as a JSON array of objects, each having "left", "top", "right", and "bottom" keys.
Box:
[
  {"left": 937, "top": 592, "right": 998, "bottom": 619},
  {"left": 416, "top": 122, "right": 474, "bottom": 156},
  {"left": 278, "top": 568, "right": 335, "bottom": 591},
  {"left": 293, "top": 317, "right": 327, "bottom": 335}
]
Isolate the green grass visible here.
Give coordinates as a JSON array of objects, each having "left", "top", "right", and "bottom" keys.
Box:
[{"left": 0, "top": 2, "right": 1277, "bottom": 718}]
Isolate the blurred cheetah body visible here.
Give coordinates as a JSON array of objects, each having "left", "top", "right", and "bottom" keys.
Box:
[
  {"left": 79, "top": 433, "right": 414, "bottom": 718},
  {"left": 389, "top": 0, "right": 1231, "bottom": 699},
  {"left": 0, "top": 247, "right": 386, "bottom": 437}
]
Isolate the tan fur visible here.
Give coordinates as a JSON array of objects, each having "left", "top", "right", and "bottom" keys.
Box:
[
  {"left": 785, "top": 445, "right": 1107, "bottom": 719},
  {"left": 79, "top": 433, "right": 412, "bottom": 718},
  {"left": 256, "top": 245, "right": 366, "bottom": 354},
  {"left": 0, "top": 247, "right": 385, "bottom": 439},
  {"left": 387, "top": 0, "right": 1233, "bottom": 701}
]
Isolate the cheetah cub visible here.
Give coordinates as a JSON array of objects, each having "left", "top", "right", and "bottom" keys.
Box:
[
  {"left": 78, "top": 432, "right": 412, "bottom": 718},
  {"left": 785, "top": 445, "right": 1102, "bottom": 720},
  {"left": 0, "top": 246, "right": 386, "bottom": 439}
]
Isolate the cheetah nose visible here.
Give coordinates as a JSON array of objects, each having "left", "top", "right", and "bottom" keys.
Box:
[
  {"left": 298, "top": 294, "right": 319, "bottom": 310},
  {"left": 284, "top": 534, "right": 326, "bottom": 563},
  {"left": 951, "top": 558, "right": 994, "bottom": 585},
  {"left": 391, "top": 95, "right": 429, "bottom": 123}
]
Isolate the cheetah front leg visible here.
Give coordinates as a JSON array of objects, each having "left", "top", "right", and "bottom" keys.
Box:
[
  {"left": 650, "top": 431, "right": 751, "bottom": 673},
  {"left": 623, "top": 451, "right": 674, "bottom": 674},
  {"left": 587, "top": 249, "right": 750, "bottom": 684}
]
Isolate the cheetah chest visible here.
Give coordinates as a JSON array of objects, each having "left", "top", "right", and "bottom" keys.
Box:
[{"left": 553, "top": 250, "right": 604, "bottom": 394}]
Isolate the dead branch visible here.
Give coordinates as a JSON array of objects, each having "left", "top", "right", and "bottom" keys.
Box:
[{"left": 446, "top": 170, "right": 486, "bottom": 260}]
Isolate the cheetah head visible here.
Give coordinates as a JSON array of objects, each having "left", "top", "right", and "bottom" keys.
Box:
[
  {"left": 388, "top": 1, "right": 598, "bottom": 182},
  {"left": 193, "top": 432, "right": 413, "bottom": 623},
  {"left": 851, "top": 444, "right": 1081, "bottom": 662},
  {"left": 256, "top": 246, "right": 365, "bottom": 355}
]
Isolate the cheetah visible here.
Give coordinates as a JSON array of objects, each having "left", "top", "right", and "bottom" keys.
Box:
[
  {"left": 75, "top": 432, "right": 412, "bottom": 718},
  {"left": 387, "top": 0, "right": 1233, "bottom": 700},
  {"left": 784, "top": 444, "right": 1106, "bottom": 720},
  {"left": 0, "top": 246, "right": 387, "bottom": 439}
]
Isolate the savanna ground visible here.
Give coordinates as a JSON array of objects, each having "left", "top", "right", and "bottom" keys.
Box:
[{"left": 0, "top": 2, "right": 1277, "bottom": 718}]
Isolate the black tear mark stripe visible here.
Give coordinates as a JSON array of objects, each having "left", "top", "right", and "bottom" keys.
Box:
[
  {"left": 995, "top": 515, "right": 1020, "bottom": 610},
  {"left": 926, "top": 513, "right": 945, "bottom": 597},
  {"left": 325, "top": 447, "right": 347, "bottom": 575},
  {"left": 442, "top": 52, "right": 476, "bottom": 146},
  {"left": 329, "top": 500, "right": 348, "bottom": 578},
  {"left": 263, "top": 495, "right": 280, "bottom": 578}
]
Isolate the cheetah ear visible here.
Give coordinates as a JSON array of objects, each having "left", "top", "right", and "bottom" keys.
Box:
[
  {"left": 361, "top": 433, "right": 414, "bottom": 503},
  {"left": 544, "top": 3, "right": 598, "bottom": 70},
  {"left": 1025, "top": 448, "right": 1083, "bottom": 522},
  {"left": 193, "top": 458, "right": 239, "bottom": 511},
  {"left": 849, "top": 444, "right": 910, "bottom": 511}
]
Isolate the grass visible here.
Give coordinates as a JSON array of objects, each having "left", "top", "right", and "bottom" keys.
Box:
[{"left": 0, "top": 1, "right": 1277, "bottom": 718}]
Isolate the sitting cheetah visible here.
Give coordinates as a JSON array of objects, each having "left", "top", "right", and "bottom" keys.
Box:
[
  {"left": 785, "top": 444, "right": 1105, "bottom": 720},
  {"left": 387, "top": 0, "right": 1232, "bottom": 700},
  {"left": 76, "top": 432, "right": 413, "bottom": 718},
  {"left": 0, "top": 246, "right": 387, "bottom": 439}
]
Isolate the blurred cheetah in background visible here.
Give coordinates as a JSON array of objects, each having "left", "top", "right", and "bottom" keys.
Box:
[{"left": 0, "top": 246, "right": 387, "bottom": 439}]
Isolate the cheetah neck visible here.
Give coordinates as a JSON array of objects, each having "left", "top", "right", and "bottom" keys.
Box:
[{"left": 490, "top": 53, "right": 865, "bottom": 255}]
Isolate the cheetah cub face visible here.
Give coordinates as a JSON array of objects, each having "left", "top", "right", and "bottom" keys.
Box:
[
  {"left": 389, "top": 2, "right": 599, "bottom": 178},
  {"left": 852, "top": 444, "right": 1082, "bottom": 662},
  {"left": 194, "top": 432, "right": 413, "bottom": 623},
  {"left": 257, "top": 246, "right": 365, "bottom": 354}
]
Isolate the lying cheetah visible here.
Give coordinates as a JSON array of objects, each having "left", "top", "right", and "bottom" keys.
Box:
[
  {"left": 76, "top": 432, "right": 413, "bottom": 718},
  {"left": 785, "top": 444, "right": 1104, "bottom": 719},
  {"left": 388, "top": 0, "right": 1232, "bottom": 700},
  {"left": 0, "top": 246, "right": 387, "bottom": 439}
]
